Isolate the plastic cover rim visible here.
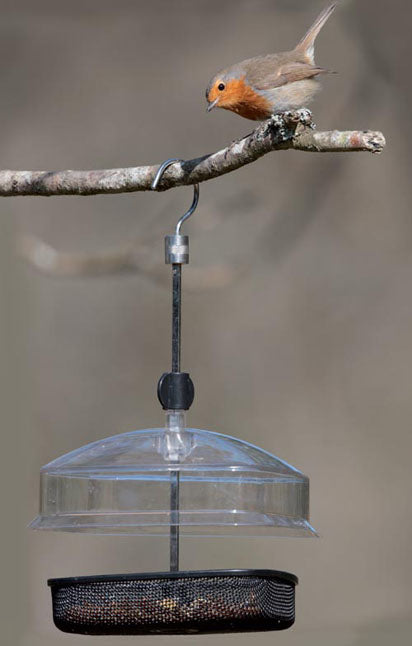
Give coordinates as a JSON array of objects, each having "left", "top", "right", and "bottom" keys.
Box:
[{"left": 30, "top": 427, "right": 317, "bottom": 537}]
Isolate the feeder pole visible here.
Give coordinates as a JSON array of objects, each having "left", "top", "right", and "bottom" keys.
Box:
[
  {"left": 153, "top": 160, "right": 198, "bottom": 573},
  {"left": 169, "top": 260, "right": 182, "bottom": 572}
]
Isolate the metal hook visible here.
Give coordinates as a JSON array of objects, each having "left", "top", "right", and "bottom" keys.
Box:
[{"left": 151, "top": 158, "right": 199, "bottom": 234}]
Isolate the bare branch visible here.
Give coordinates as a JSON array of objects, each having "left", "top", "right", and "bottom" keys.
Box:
[{"left": 1, "top": 111, "right": 385, "bottom": 197}]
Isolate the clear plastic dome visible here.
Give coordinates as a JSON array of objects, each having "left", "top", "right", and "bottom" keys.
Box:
[{"left": 30, "top": 413, "right": 317, "bottom": 537}]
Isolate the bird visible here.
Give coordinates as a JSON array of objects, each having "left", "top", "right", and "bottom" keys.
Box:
[{"left": 206, "top": 3, "right": 337, "bottom": 121}]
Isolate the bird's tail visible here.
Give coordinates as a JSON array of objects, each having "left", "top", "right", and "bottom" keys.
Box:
[{"left": 294, "top": 3, "right": 336, "bottom": 63}]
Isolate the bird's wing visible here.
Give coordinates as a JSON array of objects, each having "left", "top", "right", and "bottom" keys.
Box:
[{"left": 252, "top": 62, "right": 329, "bottom": 91}]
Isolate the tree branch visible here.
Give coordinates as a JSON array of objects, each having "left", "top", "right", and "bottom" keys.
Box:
[{"left": 1, "top": 110, "right": 385, "bottom": 197}]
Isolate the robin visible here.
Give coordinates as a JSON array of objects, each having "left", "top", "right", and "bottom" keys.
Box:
[{"left": 206, "top": 3, "right": 337, "bottom": 121}]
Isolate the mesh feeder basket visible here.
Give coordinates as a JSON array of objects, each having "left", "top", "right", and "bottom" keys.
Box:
[
  {"left": 48, "top": 570, "right": 298, "bottom": 635},
  {"left": 30, "top": 162, "right": 317, "bottom": 635}
]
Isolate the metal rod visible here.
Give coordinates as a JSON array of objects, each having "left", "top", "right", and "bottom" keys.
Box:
[
  {"left": 172, "top": 264, "right": 181, "bottom": 373},
  {"left": 170, "top": 264, "right": 181, "bottom": 571},
  {"left": 169, "top": 470, "right": 180, "bottom": 572}
]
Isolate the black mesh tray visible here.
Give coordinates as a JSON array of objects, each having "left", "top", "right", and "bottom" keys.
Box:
[{"left": 48, "top": 569, "right": 298, "bottom": 635}]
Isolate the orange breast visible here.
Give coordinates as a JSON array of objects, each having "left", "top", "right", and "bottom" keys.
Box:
[{"left": 220, "top": 78, "right": 272, "bottom": 121}]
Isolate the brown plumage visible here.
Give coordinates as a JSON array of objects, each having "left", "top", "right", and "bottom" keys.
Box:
[{"left": 206, "top": 4, "right": 337, "bottom": 121}]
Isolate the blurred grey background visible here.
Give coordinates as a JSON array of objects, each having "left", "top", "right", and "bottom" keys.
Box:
[{"left": 1, "top": 0, "right": 411, "bottom": 644}]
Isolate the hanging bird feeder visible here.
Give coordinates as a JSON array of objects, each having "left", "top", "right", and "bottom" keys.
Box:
[{"left": 30, "top": 159, "right": 317, "bottom": 635}]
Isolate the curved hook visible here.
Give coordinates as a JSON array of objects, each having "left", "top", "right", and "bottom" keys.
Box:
[{"left": 151, "top": 158, "right": 199, "bottom": 235}]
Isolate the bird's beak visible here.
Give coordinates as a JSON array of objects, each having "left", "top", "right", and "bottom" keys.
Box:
[{"left": 207, "top": 98, "right": 219, "bottom": 113}]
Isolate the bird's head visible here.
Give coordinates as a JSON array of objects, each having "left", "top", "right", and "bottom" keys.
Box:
[{"left": 206, "top": 72, "right": 247, "bottom": 113}]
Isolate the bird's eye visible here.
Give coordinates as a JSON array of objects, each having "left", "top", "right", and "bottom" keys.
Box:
[{"left": 218, "top": 83, "right": 225, "bottom": 91}]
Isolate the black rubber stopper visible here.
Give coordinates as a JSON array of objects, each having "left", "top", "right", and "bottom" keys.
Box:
[{"left": 157, "top": 372, "right": 195, "bottom": 410}]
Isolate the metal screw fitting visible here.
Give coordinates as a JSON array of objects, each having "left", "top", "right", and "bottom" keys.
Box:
[{"left": 165, "top": 234, "right": 189, "bottom": 264}]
